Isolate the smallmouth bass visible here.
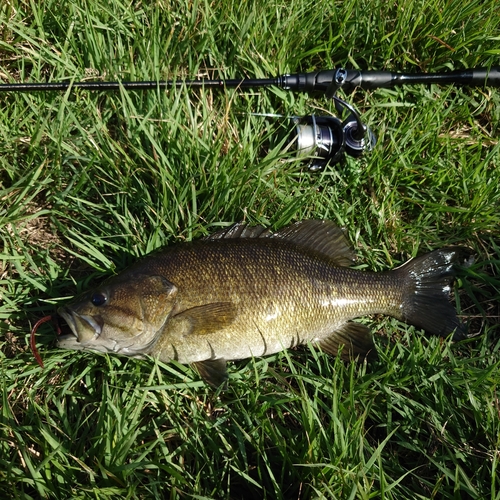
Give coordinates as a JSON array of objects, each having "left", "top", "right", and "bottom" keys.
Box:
[{"left": 57, "top": 220, "right": 468, "bottom": 386}]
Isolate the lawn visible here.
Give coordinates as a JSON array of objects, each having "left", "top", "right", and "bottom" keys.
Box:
[{"left": 1, "top": 0, "right": 500, "bottom": 498}]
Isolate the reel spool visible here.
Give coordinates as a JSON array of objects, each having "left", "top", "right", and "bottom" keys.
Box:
[{"left": 288, "top": 95, "right": 377, "bottom": 171}]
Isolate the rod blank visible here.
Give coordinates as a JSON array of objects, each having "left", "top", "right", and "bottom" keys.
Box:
[
  {"left": 0, "top": 77, "right": 281, "bottom": 93},
  {"left": 0, "top": 67, "right": 498, "bottom": 94}
]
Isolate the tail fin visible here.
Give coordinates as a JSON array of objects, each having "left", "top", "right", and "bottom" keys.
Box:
[{"left": 395, "top": 247, "right": 470, "bottom": 340}]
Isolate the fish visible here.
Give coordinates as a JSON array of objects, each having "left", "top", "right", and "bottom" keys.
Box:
[{"left": 57, "top": 220, "right": 469, "bottom": 387}]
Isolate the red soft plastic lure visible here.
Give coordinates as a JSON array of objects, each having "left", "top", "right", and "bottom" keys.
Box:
[{"left": 30, "top": 315, "right": 60, "bottom": 368}]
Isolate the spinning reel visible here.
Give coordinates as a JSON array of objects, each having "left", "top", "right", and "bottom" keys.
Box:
[
  {"left": 1, "top": 66, "right": 499, "bottom": 170},
  {"left": 289, "top": 95, "right": 377, "bottom": 171}
]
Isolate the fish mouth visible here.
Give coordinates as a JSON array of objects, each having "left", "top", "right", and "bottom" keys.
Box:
[
  {"left": 57, "top": 307, "right": 104, "bottom": 349},
  {"left": 56, "top": 307, "right": 156, "bottom": 357}
]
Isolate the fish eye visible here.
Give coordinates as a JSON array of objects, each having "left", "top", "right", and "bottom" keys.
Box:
[{"left": 91, "top": 292, "right": 107, "bottom": 307}]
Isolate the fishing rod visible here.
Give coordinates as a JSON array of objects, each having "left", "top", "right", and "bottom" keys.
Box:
[{"left": 2, "top": 66, "right": 499, "bottom": 169}]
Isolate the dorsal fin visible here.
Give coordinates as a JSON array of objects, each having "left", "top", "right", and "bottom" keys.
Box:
[
  {"left": 205, "top": 223, "right": 272, "bottom": 240},
  {"left": 271, "top": 220, "right": 355, "bottom": 266},
  {"left": 206, "top": 220, "right": 355, "bottom": 267}
]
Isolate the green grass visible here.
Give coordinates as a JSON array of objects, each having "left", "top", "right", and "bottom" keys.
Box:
[{"left": 1, "top": 0, "right": 500, "bottom": 498}]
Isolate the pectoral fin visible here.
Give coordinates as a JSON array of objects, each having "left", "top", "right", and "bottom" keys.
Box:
[
  {"left": 319, "top": 322, "right": 377, "bottom": 361},
  {"left": 193, "top": 358, "right": 228, "bottom": 388},
  {"left": 172, "top": 302, "right": 237, "bottom": 336}
]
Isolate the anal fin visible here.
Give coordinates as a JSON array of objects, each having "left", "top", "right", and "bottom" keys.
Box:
[
  {"left": 319, "top": 322, "right": 377, "bottom": 361},
  {"left": 193, "top": 358, "right": 228, "bottom": 388}
]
